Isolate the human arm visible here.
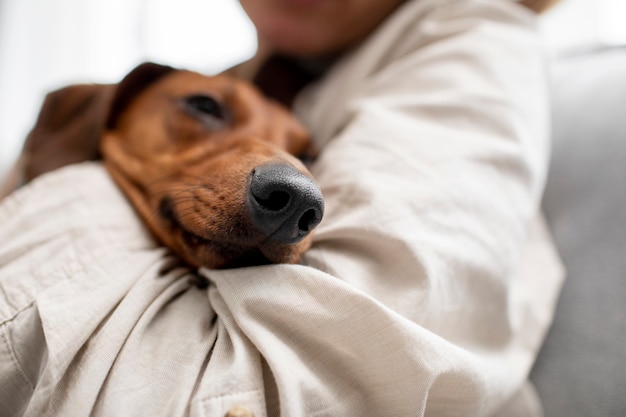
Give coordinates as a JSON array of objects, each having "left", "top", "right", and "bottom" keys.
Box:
[{"left": 206, "top": 0, "right": 563, "bottom": 415}]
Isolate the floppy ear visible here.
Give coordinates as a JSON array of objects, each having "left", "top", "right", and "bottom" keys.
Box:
[
  {"left": 19, "top": 62, "right": 176, "bottom": 183},
  {"left": 106, "top": 62, "right": 176, "bottom": 129},
  {"left": 22, "top": 83, "right": 115, "bottom": 181}
]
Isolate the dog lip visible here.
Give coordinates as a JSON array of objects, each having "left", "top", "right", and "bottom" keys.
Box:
[
  {"left": 168, "top": 206, "right": 264, "bottom": 253},
  {"left": 181, "top": 227, "right": 211, "bottom": 248},
  {"left": 221, "top": 248, "right": 273, "bottom": 268},
  {"left": 158, "top": 196, "right": 297, "bottom": 267},
  {"left": 176, "top": 218, "right": 295, "bottom": 267},
  {"left": 179, "top": 224, "right": 282, "bottom": 268},
  {"left": 159, "top": 196, "right": 213, "bottom": 248}
]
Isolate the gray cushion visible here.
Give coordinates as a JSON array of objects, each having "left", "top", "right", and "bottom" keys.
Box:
[{"left": 530, "top": 47, "right": 626, "bottom": 417}]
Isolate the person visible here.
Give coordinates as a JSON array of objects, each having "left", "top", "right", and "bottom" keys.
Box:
[{"left": 0, "top": 0, "right": 563, "bottom": 416}]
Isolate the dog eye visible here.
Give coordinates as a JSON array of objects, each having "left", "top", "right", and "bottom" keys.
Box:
[{"left": 184, "top": 94, "right": 227, "bottom": 121}]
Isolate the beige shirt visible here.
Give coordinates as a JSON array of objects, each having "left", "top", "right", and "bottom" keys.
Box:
[{"left": 0, "top": 0, "right": 563, "bottom": 416}]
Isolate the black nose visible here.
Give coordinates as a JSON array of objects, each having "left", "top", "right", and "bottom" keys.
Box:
[{"left": 247, "top": 163, "right": 324, "bottom": 244}]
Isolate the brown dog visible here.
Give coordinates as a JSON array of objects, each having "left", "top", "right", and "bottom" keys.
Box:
[{"left": 6, "top": 63, "right": 324, "bottom": 269}]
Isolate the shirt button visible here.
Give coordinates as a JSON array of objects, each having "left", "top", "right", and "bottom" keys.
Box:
[{"left": 224, "top": 405, "right": 255, "bottom": 417}]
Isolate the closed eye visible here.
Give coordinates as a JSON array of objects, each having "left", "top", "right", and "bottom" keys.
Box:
[{"left": 183, "top": 94, "right": 229, "bottom": 128}]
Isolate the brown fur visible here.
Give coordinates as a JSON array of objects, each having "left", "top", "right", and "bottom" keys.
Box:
[
  {"left": 7, "top": 63, "right": 320, "bottom": 269},
  {"left": 520, "top": 0, "right": 560, "bottom": 14}
]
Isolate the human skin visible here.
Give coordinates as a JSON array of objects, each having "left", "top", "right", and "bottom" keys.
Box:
[{"left": 238, "top": 0, "right": 406, "bottom": 57}]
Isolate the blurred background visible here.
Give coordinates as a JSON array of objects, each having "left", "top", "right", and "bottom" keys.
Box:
[
  {"left": 0, "top": 0, "right": 257, "bottom": 176},
  {"left": 0, "top": 0, "right": 625, "bottom": 175},
  {"left": 1, "top": 1, "right": 625, "bottom": 416}
]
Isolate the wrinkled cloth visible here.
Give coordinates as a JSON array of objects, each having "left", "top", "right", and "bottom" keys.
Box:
[{"left": 0, "top": 0, "right": 563, "bottom": 416}]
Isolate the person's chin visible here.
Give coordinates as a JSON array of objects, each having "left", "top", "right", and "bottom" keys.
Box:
[
  {"left": 275, "top": 0, "right": 334, "bottom": 8},
  {"left": 256, "top": 18, "right": 332, "bottom": 55}
]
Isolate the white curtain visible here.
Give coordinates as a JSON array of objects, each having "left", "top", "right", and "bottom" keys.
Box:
[
  {"left": 539, "top": 0, "right": 626, "bottom": 52},
  {"left": 0, "top": 0, "right": 256, "bottom": 175},
  {"left": 1, "top": 0, "right": 626, "bottom": 176}
]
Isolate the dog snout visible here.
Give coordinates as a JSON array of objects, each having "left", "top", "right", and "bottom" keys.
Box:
[{"left": 247, "top": 163, "right": 324, "bottom": 244}]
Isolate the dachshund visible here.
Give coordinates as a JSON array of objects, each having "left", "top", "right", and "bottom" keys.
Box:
[{"left": 3, "top": 63, "right": 324, "bottom": 269}]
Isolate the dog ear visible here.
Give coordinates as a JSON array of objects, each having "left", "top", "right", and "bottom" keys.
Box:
[
  {"left": 19, "top": 62, "right": 175, "bottom": 183},
  {"left": 106, "top": 62, "right": 176, "bottom": 129},
  {"left": 21, "top": 83, "right": 115, "bottom": 181}
]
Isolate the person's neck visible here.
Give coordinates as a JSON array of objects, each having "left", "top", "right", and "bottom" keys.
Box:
[{"left": 225, "top": 42, "right": 339, "bottom": 108}]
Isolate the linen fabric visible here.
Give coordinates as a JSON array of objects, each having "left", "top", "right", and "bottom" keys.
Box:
[{"left": 0, "top": 0, "right": 563, "bottom": 416}]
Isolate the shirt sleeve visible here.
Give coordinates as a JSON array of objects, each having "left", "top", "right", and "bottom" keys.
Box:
[
  {"left": 206, "top": 0, "right": 563, "bottom": 415},
  {"left": 0, "top": 1, "right": 564, "bottom": 416}
]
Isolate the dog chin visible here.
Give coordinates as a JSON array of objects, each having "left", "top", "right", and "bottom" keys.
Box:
[
  {"left": 187, "top": 242, "right": 301, "bottom": 270},
  {"left": 175, "top": 226, "right": 304, "bottom": 269},
  {"left": 220, "top": 249, "right": 274, "bottom": 269},
  {"left": 222, "top": 245, "right": 305, "bottom": 269},
  {"left": 157, "top": 196, "right": 305, "bottom": 269}
]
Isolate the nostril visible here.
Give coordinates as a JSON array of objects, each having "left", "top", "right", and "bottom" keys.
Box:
[
  {"left": 248, "top": 163, "right": 324, "bottom": 243},
  {"left": 255, "top": 190, "right": 291, "bottom": 212},
  {"left": 298, "top": 208, "right": 319, "bottom": 233}
]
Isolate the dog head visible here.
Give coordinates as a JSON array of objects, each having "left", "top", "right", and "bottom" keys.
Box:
[{"left": 99, "top": 63, "right": 324, "bottom": 269}]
